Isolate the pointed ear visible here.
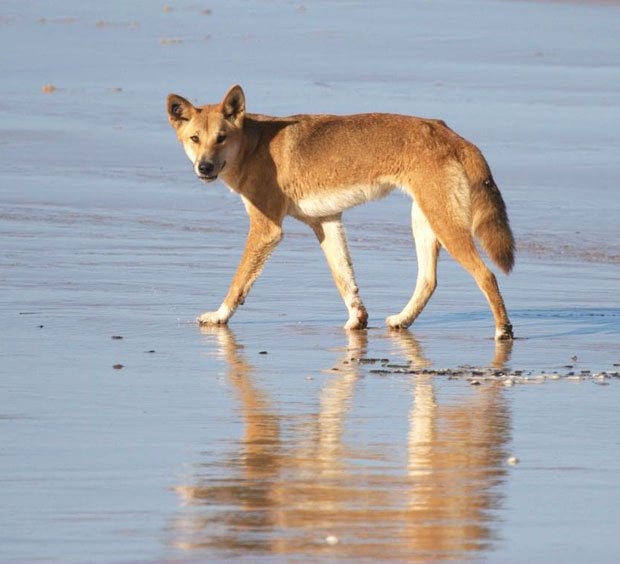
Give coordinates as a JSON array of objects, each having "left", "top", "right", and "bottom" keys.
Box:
[
  {"left": 167, "top": 94, "right": 194, "bottom": 127},
  {"left": 221, "top": 85, "right": 245, "bottom": 125}
]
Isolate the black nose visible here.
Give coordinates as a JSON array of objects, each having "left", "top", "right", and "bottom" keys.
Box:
[{"left": 198, "top": 161, "right": 215, "bottom": 176}]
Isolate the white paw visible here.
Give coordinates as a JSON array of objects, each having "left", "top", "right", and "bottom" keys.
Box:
[
  {"left": 344, "top": 307, "right": 368, "bottom": 330},
  {"left": 495, "top": 323, "right": 514, "bottom": 341},
  {"left": 385, "top": 314, "right": 410, "bottom": 329},
  {"left": 196, "top": 310, "right": 229, "bottom": 325},
  {"left": 344, "top": 317, "right": 365, "bottom": 330}
]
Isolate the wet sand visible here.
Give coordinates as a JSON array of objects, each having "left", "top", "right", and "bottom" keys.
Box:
[{"left": 1, "top": 0, "right": 619, "bottom": 562}]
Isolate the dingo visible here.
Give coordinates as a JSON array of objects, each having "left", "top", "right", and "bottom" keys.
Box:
[{"left": 167, "top": 85, "right": 514, "bottom": 340}]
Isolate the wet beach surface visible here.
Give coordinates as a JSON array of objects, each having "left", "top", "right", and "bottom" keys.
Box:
[{"left": 1, "top": 1, "right": 619, "bottom": 562}]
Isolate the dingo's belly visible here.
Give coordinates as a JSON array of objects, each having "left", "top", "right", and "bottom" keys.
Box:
[{"left": 291, "top": 183, "right": 396, "bottom": 218}]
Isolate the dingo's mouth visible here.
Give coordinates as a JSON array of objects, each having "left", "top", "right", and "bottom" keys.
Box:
[{"left": 197, "top": 161, "right": 226, "bottom": 183}]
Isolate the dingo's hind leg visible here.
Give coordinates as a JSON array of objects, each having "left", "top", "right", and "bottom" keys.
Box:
[
  {"left": 448, "top": 237, "right": 513, "bottom": 340},
  {"left": 420, "top": 208, "right": 513, "bottom": 341},
  {"left": 310, "top": 216, "right": 368, "bottom": 330},
  {"left": 386, "top": 201, "right": 440, "bottom": 329}
]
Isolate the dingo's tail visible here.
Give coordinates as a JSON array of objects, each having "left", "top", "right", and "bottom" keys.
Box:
[{"left": 471, "top": 176, "right": 515, "bottom": 274}]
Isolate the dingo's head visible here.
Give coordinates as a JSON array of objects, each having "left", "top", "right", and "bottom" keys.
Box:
[{"left": 167, "top": 85, "right": 245, "bottom": 183}]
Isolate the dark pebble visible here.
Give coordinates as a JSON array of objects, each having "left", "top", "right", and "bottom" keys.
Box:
[
  {"left": 113, "top": 364, "right": 124, "bottom": 370},
  {"left": 112, "top": 335, "right": 123, "bottom": 340},
  {"left": 355, "top": 357, "right": 389, "bottom": 364},
  {"left": 259, "top": 351, "right": 268, "bottom": 355}
]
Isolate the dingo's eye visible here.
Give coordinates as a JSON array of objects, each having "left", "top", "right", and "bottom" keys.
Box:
[
  {"left": 216, "top": 134, "right": 227, "bottom": 144},
  {"left": 190, "top": 135, "right": 199, "bottom": 144}
]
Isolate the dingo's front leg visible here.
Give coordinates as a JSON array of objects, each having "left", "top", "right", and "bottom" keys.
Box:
[
  {"left": 197, "top": 203, "right": 283, "bottom": 326},
  {"left": 310, "top": 216, "right": 368, "bottom": 330}
]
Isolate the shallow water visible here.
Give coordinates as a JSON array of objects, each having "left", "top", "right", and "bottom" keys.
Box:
[{"left": 1, "top": 0, "right": 620, "bottom": 562}]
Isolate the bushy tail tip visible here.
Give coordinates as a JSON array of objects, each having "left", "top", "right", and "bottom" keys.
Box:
[{"left": 472, "top": 179, "right": 515, "bottom": 274}]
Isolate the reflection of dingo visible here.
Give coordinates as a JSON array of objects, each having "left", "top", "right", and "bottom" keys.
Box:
[
  {"left": 172, "top": 327, "right": 510, "bottom": 558},
  {"left": 167, "top": 85, "right": 515, "bottom": 339}
]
